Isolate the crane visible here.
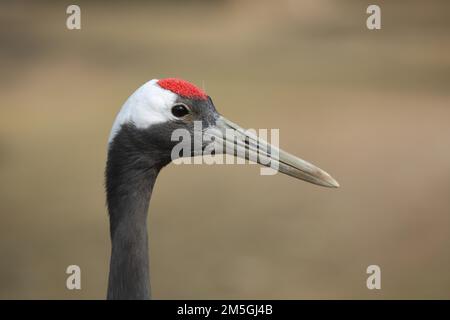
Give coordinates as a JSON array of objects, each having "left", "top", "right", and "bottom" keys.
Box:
[{"left": 105, "top": 78, "right": 339, "bottom": 299}]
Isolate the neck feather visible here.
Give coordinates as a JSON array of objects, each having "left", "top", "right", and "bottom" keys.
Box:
[{"left": 105, "top": 127, "right": 164, "bottom": 300}]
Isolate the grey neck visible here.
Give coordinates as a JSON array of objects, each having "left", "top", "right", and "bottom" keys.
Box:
[
  {"left": 105, "top": 127, "right": 165, "bottom": 300},
  {"left": 106, "top": 165, "right": 159, "bottom": 300}
]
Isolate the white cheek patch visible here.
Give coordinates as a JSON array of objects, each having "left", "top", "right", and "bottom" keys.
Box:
[{"left": 108, "top": 79, "right": 178, "bottom": 143}]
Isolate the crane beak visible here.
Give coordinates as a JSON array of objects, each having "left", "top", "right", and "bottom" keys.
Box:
[{"left": 205, "top": 116, "right": 339, "bottom": 188}]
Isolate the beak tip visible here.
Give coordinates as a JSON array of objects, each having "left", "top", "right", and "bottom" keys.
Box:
[
  {"left": 330, "top": 179, "right": 340, "bottom": 188},
  {"left": 320, "top": 172, "right": 340, "bottom": 188}
]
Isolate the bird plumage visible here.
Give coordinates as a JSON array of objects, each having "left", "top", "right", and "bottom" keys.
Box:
[{"left": 105, "top": 78, "right": 338, "bottom": 300}]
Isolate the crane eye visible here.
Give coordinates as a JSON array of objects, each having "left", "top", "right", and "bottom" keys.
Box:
[{"left": 171, "top": 104, "right": 190, "bottom": 118}]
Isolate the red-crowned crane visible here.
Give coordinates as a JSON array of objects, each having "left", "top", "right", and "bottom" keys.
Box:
[{"left": 106, "top": 78, "right": 339, "bottom": 299}]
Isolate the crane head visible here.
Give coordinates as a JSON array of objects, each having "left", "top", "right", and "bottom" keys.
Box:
[{"left": 108, "top": 78, "right": 339, "bottom": 188}]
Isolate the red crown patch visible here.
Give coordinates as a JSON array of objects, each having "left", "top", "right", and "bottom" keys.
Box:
[{"left": 157, "top": 78, "right": 207, "bottom": 100}]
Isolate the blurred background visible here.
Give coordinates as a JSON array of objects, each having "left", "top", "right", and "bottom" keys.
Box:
[{"left": 0, "top": 0, "right": 449, "bottom": 299}]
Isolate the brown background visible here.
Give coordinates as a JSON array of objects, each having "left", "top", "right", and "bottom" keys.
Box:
[{"left": 0, "top": 0, "right": 449, "bottom": 299}]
